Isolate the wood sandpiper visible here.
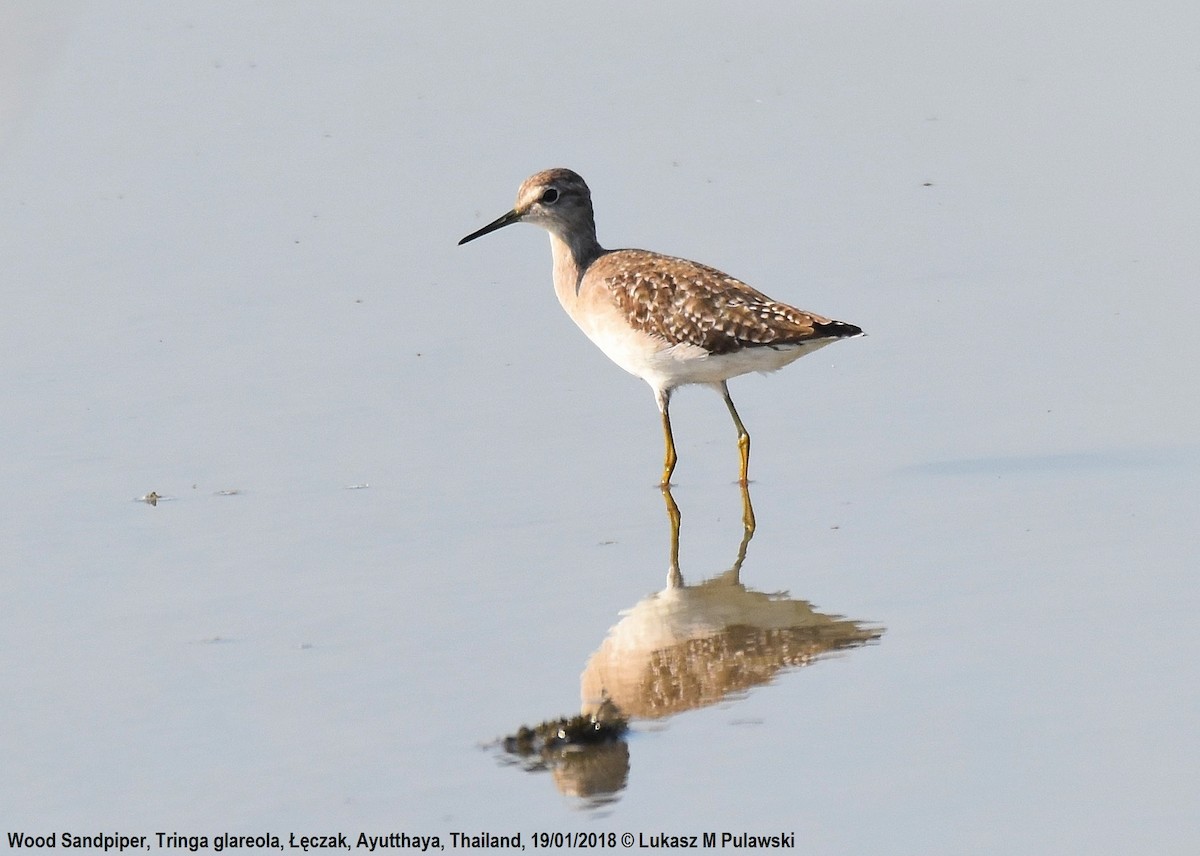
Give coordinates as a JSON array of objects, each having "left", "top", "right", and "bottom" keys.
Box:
[{"left": 459, "top": 168, "right": 862, "bottom": 486}]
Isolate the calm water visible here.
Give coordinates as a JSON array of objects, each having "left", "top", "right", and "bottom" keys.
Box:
[{"left": 2, "top": 3, "right": 1197, "bottom": 854}]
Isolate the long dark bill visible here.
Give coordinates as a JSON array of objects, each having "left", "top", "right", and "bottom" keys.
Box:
[{"left": 458, "top": 208, "right": 522, "bottom": 245}]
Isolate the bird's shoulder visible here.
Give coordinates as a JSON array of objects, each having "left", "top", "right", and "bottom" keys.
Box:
[{"left": 583, "top": 249, "right": 856, "bottom": 353}]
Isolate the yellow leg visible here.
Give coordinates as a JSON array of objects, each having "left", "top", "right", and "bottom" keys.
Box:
[
  {"left": 727, "top": 482, "right": 756, "bottom": 584},
  {"left": 739, "top": 478, "right": 757, "bottom": 535},
  {"left": 661, "top": 485, "right": 682, "bottom": 586},
  {"left": 720, "top": 382, "right": 751, "bottom": 485},
  {"left": 658, "top": 390, "right": 677, "bottom": 487}
]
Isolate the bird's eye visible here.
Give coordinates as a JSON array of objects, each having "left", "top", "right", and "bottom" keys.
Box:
[{"left": 541, "top": 188, "right": 560, "bottom": 204}]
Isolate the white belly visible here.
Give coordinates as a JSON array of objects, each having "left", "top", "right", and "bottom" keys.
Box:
[{"left": 578, "top": 312, "right": 835, "bottom": 392}]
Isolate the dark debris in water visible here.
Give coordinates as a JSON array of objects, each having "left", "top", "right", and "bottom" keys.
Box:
[
  {"left": 505, "top": 718, "right": 624, "bottom": 757},
  {"left": 494, "top": 701, "right": 631, "bottom": 801},
  {"left": 502, "top": 701, "right": 628, "bottom": 758}
]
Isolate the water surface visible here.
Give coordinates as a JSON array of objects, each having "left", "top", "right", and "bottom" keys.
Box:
[{"left": 1, "top": 3, "right": 1196, "bottom": 854}]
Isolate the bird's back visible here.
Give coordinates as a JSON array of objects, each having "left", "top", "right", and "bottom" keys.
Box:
[{"left": 583, "top": 249, "right": 861, "bottom": 355}]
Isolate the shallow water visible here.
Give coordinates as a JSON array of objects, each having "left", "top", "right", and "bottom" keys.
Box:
[{"left": 2, "top": 2, "right": 1197, "bottom": 854}]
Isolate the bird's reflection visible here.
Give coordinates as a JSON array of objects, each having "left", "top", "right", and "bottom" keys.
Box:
[
  {"left": 498, "top": 484, "right": 882, "bottom": 803},
  {"left": 581, "top": 485, "right": 881, "bottom": 720}
]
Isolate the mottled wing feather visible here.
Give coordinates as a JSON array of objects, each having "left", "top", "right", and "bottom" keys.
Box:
[{"left": 594, "top": 250, "right": 860, "bottom": 354}]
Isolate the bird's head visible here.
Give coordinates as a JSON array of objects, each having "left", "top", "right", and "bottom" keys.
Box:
[{"left": 459, "top": 168, "right": 594, "bottom": 245}]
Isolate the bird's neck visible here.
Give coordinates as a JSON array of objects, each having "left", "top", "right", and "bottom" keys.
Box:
[{"left": 549, "top": 228, "right": 604, "bottom": 311}]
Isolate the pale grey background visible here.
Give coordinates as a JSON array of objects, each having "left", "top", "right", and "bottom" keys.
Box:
[{"left": 1, "top": 2, "right": 1197, "bottom": 853}]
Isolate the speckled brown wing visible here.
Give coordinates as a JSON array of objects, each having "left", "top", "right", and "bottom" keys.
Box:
[{"left": 594, "top": 250, "right": 861, "bottom": 355}]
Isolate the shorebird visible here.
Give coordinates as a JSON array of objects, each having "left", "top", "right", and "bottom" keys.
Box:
[{"left": 459, "top": 168, "right": 861, "bottom": 486}]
